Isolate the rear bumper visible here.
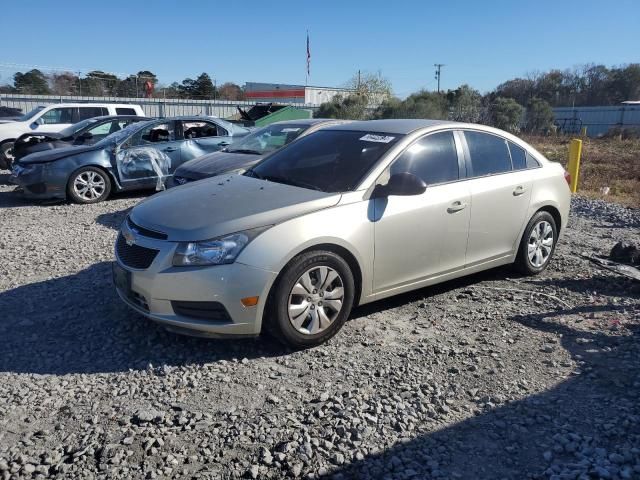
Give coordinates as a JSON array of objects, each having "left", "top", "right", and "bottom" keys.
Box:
[{"left": 113, "top": 235, "right": 278, "bottom": 336}]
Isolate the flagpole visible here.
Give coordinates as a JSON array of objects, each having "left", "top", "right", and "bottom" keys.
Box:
[{"left": 306, "top": 29, "right": 310, "bottom": 87}]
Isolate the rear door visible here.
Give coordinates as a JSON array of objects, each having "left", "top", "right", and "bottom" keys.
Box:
[
  {"left": 115, "top": 121, "right": 182, "bottom": 188},
  {"left": 461, "top": 130, "right": 533, "bottom": 266},
  {"left": 178, "top": 120, "right": 233, "bottom": 165},
  {"left": 373, "top": 130, "right": 471, "bottom": 292}
]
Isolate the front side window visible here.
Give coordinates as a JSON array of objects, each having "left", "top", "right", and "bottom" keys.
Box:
[
  {"left": 39, "top": 107, "right": 75, "bottom": 125},
  {"left": 390, "top": 131, "right": 459, "bottom": 185},
  {"left": 131, "top": 122, "right": 174, "bottom": 145},
  {"left": 77, "top": 107, "right": 108, "bottom": 121},
  {"left": 227, "top": 123, "right": 309, "bottom": 155},
  {"left": 182, "top": 121, "right": 224, "bottom": 139},
  {"left": 250, "top": 130, "right": 402, "bottom": 193},
  {"left": 464, "top": 131, "right": 512, "bottom": 177}
]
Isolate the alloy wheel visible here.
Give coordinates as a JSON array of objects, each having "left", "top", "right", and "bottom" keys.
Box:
[
  {"left": 288, "top": 266, "right": 344, "bottom": 335},
  {"left": 73, "top": 170, "right": 107, "bottom": 201},
  {"left": 527, "top": 220, "right": 554, "bottom": 268}
]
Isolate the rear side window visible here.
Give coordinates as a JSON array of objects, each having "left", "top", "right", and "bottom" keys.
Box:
[
  {"left": 77, "top": 107, "right": 108, "bottom": 121},
  {"left": 508, "top": 141, "right": 527, "bottom": 170},
  {"left": 116, "top": 107, "right": 137, "bottom": 115},
  {"left": 465, "top": 131, "right": 512, "bottom": 177},
  {"left": 391, "top": 131, "right": 459, "bottom": 184},
  {"left": 526, "top": 152, "right": 540, "bottom": 168}
]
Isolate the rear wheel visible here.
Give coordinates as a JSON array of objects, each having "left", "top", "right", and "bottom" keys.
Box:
[
  {"left": 265, "top": 250, "right": 355, "bottom": 349},
  {"left": 67, "top": 166, "right": 112, "bottom": 204},
  {"left": 0, "top": 141, "right": 15, "bottom": 170},
  {"left": 514, "top": 211, "right": 558, "bottom": 275}
]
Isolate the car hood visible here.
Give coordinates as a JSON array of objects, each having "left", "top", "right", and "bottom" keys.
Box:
[
  {"left": 18, "top": 143, "right": 104, "bottom": 165},
  {"left": 176, "top": 151, "right": 265, "bottom": 179},
  {"left": 130, "top": 174, "right": 341, "bottom": 242}
]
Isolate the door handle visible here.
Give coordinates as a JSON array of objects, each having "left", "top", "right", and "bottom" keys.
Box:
[
  {"left": 218, "top": 142, "right": 230, "bottom": 147},
  {"left": 163, "top": 147, "right": 178, "bottom": 152},
  {"left": 513, "top": 185, "right": 526, "bottom": 196},
  {"left": 447, "top": 201, "right": 467, "bottom": 213}
]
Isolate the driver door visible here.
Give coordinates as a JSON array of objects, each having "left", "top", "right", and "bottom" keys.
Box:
[
  {"left": 33, "top": 107, "right": 75, "bottom": 133},
  {"left": 115, "top": 121, "right": 182, "bottom": 188},
  {"left": 373, "top": 130, "right": 470, "bottom": 293}
]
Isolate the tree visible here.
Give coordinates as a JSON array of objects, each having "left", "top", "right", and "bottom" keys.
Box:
[
  {"left": 315, "top": 94, "right": 370, "bottom": 120},
  {"left": 14, "top": 69, "right": 50, "bottom": 95},
  {"left": 373, "top": 90, "right": 447, "bottom": 120},
  {"left": 218, "top": 82, "right": 244, "bottom": 100},
  {"left": 345, "top": 70, "right": 392, "bottom": 106},
  {"left": 50, "top": 72, "right": 79, "bottom": 96},
  {"left": 192, "top": 73, "right": 216, "bottom": 99},
  {"left": 446, "top": 84, "right": 483, "bottom": 123},
  {"left": 81, "top": 71, "right": 119, "bottom": 96},
  {"left": 489, "top": 97, "right": 524, "bottom": 133},
  {"left": 525, "top": 98, "right": 554, "bottom": 133}
]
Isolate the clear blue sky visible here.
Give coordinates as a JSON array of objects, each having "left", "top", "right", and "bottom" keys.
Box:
[{"left": 0, "top": 0, "right": 638, "bottom": 97}]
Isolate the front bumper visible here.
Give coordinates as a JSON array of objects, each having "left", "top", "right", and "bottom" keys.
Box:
[
  {"left": 113, "top": 234, "right": 278, "bottom": 337},
  {"left": 10, "top": 163, "right": 66, "bottom": 199}
]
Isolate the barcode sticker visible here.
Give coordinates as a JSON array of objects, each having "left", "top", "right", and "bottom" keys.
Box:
[{"left": 360, "top": 134, "right": 395, "bottom": 143}]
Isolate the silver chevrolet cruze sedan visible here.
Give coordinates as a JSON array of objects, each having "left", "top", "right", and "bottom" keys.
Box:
[{"left": 113, "top": 119, "right": 571, "bottom": 348}]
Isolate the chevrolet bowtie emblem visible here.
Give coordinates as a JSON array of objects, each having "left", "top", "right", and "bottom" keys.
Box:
[{"left": 123, "top": 229, "right": 136, "bottom": 246}]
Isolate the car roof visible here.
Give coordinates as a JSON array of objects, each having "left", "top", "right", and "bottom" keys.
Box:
[
  {"left": 327, "top": 119, "right": 456, "bottom": 134},
  {"left": 86, "top": 115, "right": 148, "bottom": 121},
  {"left": 267, "top": 118, "right": 339, "bottom": 126}
]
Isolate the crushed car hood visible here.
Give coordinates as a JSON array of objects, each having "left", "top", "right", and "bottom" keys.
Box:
[
  {"left": 176, "top": 151, "right": 265, "bottom": 179},
  {"left": 130, "top": 174, "right": 341, "bottom": 242},
  {"left": 18, "top": 143, "right": 105, "bottom": 165}
]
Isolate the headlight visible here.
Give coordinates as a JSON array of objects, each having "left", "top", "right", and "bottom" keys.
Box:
[{"left": 172, "top": 226, "right": 270, "bottom": 266}]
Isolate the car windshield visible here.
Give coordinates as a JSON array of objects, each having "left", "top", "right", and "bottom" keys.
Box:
[
  {"left": 17, "top": 106, "right": 45, "bottom": 122},
  {"left": 58, "top": 118, "right": 99, "bottom": 137},
  {"left": 95, "top": 121, "right": 150, "bottom": 146},
  {"left": 227, "top": 123, "right": 310, "bottom": 155},
  {"left": 248, "top": 130, "right": 403, "bottom": 193}
]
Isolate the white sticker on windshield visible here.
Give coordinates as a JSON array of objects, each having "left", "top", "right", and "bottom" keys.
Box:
[
  {"left": 360, "top": 134, "right": 395, "bottom": 143},
  {"left": 281, "top": 128, "right": 302, "bottom": 132}
]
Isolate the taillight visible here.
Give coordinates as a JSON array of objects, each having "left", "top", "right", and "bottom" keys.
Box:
[{"left": 564, "top": 170, "right": 571, "bottom": 186}]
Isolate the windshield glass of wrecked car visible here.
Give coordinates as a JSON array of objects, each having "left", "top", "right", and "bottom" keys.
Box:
[
  {"left": 227, "top": 123, "right": 310, "bottom": 155},
  {"left": 58, "top": 118, "right": 98, "bottom": 137},
  {"left": 249, "top": 130, "right": 402, "bottom": 193},
  {"left": 17, "top": 106, "right": 45, "bottom": 122}
]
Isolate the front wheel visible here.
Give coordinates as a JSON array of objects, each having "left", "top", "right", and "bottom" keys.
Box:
[
  {"left": 265, "top": 250, "right": 355, "bottom": 349},
  {"left": 514, "top": 211, "right": 558, "bottom": 275},
  {"left": 0, "top": 141, "right": 15, "bottom": 170},
  {"left": 67, "top": 166, "right": 112, "bottom": 204}
]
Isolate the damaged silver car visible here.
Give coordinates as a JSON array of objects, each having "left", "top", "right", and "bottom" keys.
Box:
[{"left": 9, "top": 116, "right": 250, "bottom": 204}]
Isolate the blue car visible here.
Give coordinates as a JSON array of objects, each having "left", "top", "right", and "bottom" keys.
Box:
[{"left": 10, "top": 116, "right": 251, "bottom": 204}]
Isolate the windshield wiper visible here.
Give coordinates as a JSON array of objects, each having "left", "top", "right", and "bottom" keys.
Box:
[
  {"left": 227, "top": 148, "right": 262, "bottom": 155},
  {"left": 244, "top": 168, "right": 264, "bottom": 179},
  {"left": 261, "top": 175, "right": 324, "bottom": 192}
]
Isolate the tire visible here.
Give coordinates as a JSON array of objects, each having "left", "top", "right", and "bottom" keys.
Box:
[
  {"left": 66, "top": 166, "right": 112, "bottom": 204},
  {"left": 0, "top": 141, "right": 15, "bottom": 170},
  {"left": 514, "top": 211, "right": 558, "bottom": 275},
  {"left": 265, "top": 250, "right": 355, "bottom": 349}
]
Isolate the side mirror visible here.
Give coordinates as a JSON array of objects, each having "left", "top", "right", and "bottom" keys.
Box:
[
  {"left": 80, "top": 131, "right": 93, "bottom": 140},
  {"left": 374, "top": 172, "right": 427, "bottom": 198},
  {"left": 30, "top": 122, "right": 39, "bottom": 130}
]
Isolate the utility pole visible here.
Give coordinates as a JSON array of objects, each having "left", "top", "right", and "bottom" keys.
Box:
[
  {"left": 357, "top": 70, "right": 361, "bottom": 92},
  {"left": 78, "top": 71, "right": 82, "bottom": 96},
  {"left": 434, "top": 64, "right": 445, "bottom": 93}
]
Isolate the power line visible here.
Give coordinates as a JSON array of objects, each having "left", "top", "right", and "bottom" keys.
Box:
[{"left": 434, "top": 64, "right": 445, "bottom": 93}]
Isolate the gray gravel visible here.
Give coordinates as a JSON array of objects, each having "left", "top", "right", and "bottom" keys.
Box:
[{"left": 1, "top": 173, "right": 639, "bottom": 480}]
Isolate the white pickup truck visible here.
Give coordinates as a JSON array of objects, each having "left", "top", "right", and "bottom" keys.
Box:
[{"left": 0, "top": 103, "right": 145, "bottom": 168}]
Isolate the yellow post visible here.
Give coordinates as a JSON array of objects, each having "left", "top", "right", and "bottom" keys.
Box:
[{"left": 567, "top": 139, "right": 582, "bottom": 193}]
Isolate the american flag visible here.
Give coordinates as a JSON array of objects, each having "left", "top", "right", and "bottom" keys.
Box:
[{"left": 306, "top": 31, "right": 311, "bottom": 77}]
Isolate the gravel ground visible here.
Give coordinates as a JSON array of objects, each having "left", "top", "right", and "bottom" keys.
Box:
[{"left": 0, "top": 174, "right": 639, "bottom": 480}]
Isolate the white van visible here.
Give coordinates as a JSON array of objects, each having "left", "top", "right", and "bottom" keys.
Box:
[{"left": 0, "top": 103, "right": 146, "bottom": 166}]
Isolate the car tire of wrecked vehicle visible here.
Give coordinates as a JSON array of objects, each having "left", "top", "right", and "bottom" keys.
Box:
[
  {"left": 265, "top": 250, "right": 356, "bottom": 349},
  {"left": 66, "top": 166, "right": 112, "bottom": 204},
  {"left": 514, "top": 210, "right": 558, "bottom": 275},
  {"left": 0, "top": 141, "right": 15, "bottom": 170}
]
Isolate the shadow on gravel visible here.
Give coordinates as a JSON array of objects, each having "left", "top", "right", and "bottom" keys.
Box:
[
  {"left": 0, "top": 173, "right": 12, "bottom": 186},
  {"left": 322, "top": 307, "right": 640, "bottom": 479},
  {"left": 525, "top": 276, "right": 640, "bottom": 298},
  {"left": 0, "top": 261, "right": 287, "bottom": 375},
  {"left": 95, "top": 206, "right": 133, "bottom": 230}
]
